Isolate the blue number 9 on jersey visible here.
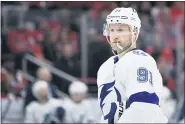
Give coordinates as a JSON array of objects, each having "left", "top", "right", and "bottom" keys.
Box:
[
  {"left": 137, "top": 67, "right": 153, "bottom": 85},
  {"left": 137, "top": 67, "right": 148, "bottom": 83}
]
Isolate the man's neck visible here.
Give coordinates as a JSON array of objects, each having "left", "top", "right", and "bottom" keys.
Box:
[
  {"left": 39, "top": 99, "right": 49, "bottom": 104},
  {"left": 118, "top": 46, "right": 136, "bottom": 59}
]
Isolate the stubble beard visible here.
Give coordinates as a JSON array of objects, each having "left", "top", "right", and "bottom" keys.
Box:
[{"left": 111, "top": 40, "right": 132, "bottom": 54}]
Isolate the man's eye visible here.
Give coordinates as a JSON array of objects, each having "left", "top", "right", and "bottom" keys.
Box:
[
  {"left": 118, "top": 29, "right": 124, "bottom": 32},
  {"left": 110, "top": 29, "right": 114, "bottom": 32}
]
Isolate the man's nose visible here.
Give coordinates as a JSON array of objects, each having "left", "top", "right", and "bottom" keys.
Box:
[
  {"left": 113, "top": 33, "right": 120, "bottom": 39},
  {"left": 114, "top": 37, "right": 119, "bottom": 41}
]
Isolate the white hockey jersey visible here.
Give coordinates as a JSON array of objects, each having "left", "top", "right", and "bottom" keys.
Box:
[
  {"left": 97, "top": 49, "right": 166, "bottom": 123},
  {"left": 62, "top": 98, "right": 96, "bottom": 123},
  {"left": 24, "top": 98, "right": 63, "bottom": 123}
]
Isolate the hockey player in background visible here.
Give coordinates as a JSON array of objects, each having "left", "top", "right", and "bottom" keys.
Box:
[
  {"left": 97, "top": 7, "right": 168, "bottom": 123},
  {"left": 159, "top": 86, "right": 176, "bottom": 119},
  {"left": 64, "top": 81, "right": 96, "bottom": 123},
  {"left": 24, "top": 81, "right": 63, "bottom": 123}
]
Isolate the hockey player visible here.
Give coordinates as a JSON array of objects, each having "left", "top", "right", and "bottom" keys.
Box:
[
  {"left": 159, "top": 86, "right": 176, "bottom": 119},
  {"left": 97, "top": 7, "right": 168, "bottom": 123},
  {"left": 63, "top": 81, "right": 96, "bottom": 123},
  {"left": 24, "top": 81, "right": 63, "bottom": 123}
]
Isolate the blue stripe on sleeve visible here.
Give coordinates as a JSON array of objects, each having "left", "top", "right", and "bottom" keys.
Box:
[
  {"left": 126, "top": 91, "right": 159, "bottom": 109},
  {"left": 99, "top": 81, "right": 122, "bottom": 124},
  {"left": 100, "top": 81, "right": 115, "bottom": 110}
]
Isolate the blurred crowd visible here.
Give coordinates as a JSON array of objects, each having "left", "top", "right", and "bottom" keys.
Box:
[{"left": 1, "top": 1, "right": 184, "bottom": 123}]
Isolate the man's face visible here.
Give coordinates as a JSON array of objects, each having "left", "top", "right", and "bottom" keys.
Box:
[
  {"left": 109, "top": 24, "right": 133, "bottom": 52},
  {"left": 37, "top": 86, "right": 49, "bottom": 102},
  {"left": 71, "top": 93, "right": 85, "bottom": 103},
  {"left": 62, "top": 44, "right": 73, "bottom": 59},
  {"left": 39, "top": 70, "right": 52, "bottom": 82}
]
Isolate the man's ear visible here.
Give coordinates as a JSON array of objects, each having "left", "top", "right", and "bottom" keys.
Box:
[{"left": 134, "top": 28, "right": 139, "bottom": 41}]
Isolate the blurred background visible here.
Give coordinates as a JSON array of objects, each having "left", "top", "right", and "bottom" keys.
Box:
[{"left": 1, "top": 1, "right": 184, "bottom": 123}]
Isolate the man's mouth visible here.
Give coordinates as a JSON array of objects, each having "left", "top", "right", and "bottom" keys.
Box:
[{"left": 113, "top": 41, "right": 121, "bottom": 43}]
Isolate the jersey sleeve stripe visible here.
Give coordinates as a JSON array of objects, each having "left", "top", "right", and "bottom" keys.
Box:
[{"left": 126, "top": 91, "right": 159, "bottom": 109}]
